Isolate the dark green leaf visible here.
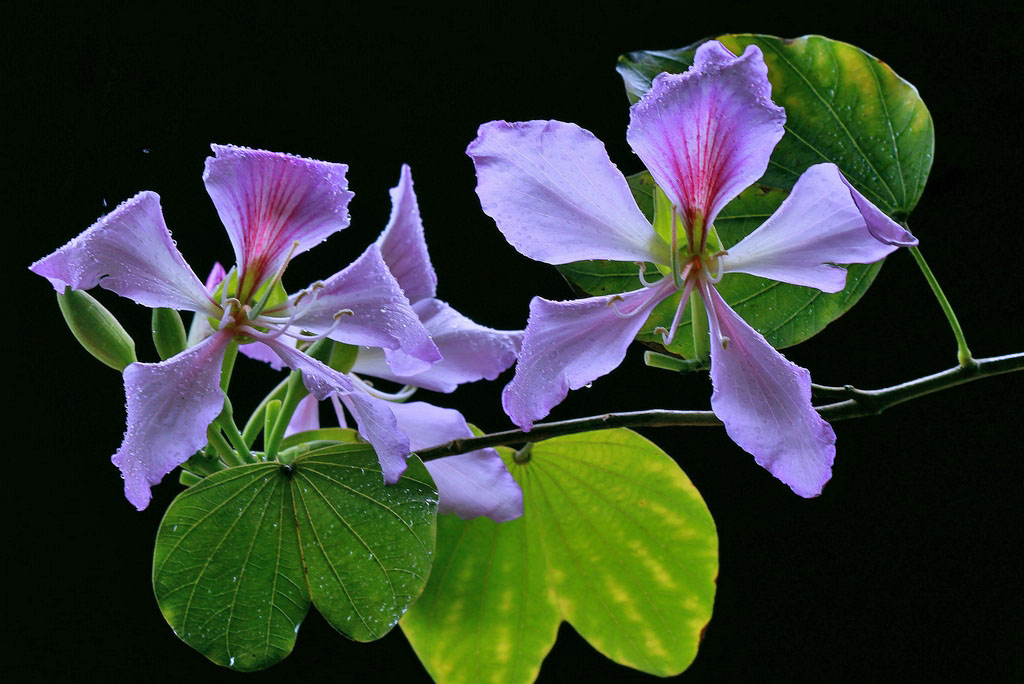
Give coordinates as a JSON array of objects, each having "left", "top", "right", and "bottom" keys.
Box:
[
  {"left": 153, "top": 465, "right": 308, "bottom": 671},
  {"left": 291, "top": 446, "right": 438, "bottom": 641},
  {"left": 154, "top": 445, "right": 437, "bottom": 670}
]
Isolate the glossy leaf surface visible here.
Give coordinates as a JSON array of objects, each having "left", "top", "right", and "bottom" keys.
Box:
[
  {"left": 153, "top": 444, "right": 437, "bottom": 671},
  {"left": 402, "top": 429, "right": 717, "bottom": 682}
]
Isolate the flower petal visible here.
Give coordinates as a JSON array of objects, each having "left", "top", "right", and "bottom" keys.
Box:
[
  {"left": 112, "top": 330, "right": 231, "bottom": 510},
  {"left": 203, "top": 144, "right": 353, "bottom": 294},
  {"left": 339, "top": 393, "right": 410, "bottom": 484},
  {"left": 376, "top": 164, "right": 437, "bottom": 303},
  {"left": 721, "top": 164, "right": 919, "bottom": 292},
  {"left": 351, "top": 298, "right": 522, "bottom": 393},
  {"left": 626, "top": 41, "right": 785, "bottom": 230},
  {"left": 259, "top": 337, "right": 355, "bottom": 399},
  {"left": 386, "top": 401, "right": 522, "bottom": 521},
  {"left": 468, "top": 120, "right": 668, "bottom": 265},
  {"left": 29, "top": 192, "right": 218, "bottom": 315},
  {"left": 503, "top": 279, "right": 675, "bottom": 430},
  {"left": 284, "top": 393, "right": 321, "bottom": 437},
  {"left": 283, "top": 243, "right": 441, "bottom": 364},
  {"left": 237, "top": 340, "right": 289, "bottom": 371},
  {"left": 702, "top": 283, "right": 835, "bottom": 498}
]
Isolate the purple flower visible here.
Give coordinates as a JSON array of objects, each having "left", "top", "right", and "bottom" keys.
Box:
[
  {"left": 30, "top": 145, "right": 441, "bottom": 509},
  {"left": 468, "top": 41, "right": 918, "bottom": 497},
  {"left": 260, "top": 166, "right": 524, "bottom": 521}
]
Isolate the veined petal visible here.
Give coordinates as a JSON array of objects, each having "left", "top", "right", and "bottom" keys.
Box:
[
  {"left": 339, "top": 393, "right": 410, "bottom": 484},
  {"left": 260, "top": 337, "right": 355, "bottom": 399},
  {"left": 351, "top": 298, "right": 522, "bottom": 393},
  {"left": 203, "top": 144, "right": 353, "bottom": 294},
  {"left": 285, "top": 393, "right": 321, "bottom": 437},
  {"left": 721, "top": 164, "right": 919, "bottom": 292},
  {"left": 283, "top": 244, "right": 440, "bottom": 364},
  {"left": 29, "top": 192, "right": 218, "bottom": 315},
  {"left": 627, "top": 42, "right": 785, "bottom": 230},
  {"left": 468, "top": 120, "right": 669, "bottom": 265},
  {"left": 112, "top": 330, "right": 231, "bottom": 510},
  {"left": 702, "top": 283, "right": 835, "bottom": 498},
  {"left": 503, "top": 279, "right": 675, "bottom": 430},
  {"left": 376, "top": 164, "right": 437, "bottom": 303},
  {"left": 387, "top": 401, "right": 522, "bottom": 521}
]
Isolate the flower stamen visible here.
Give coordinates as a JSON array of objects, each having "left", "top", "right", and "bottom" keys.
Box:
[{"left": 348, "top": 373, "right": 417, "bottom": 402}]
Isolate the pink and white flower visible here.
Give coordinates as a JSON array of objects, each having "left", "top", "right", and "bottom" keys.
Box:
[
  {"left": 468, "top": 41, "right": 917, "bottom": 497},
  {"left": 30, "top": 145, "right": 440, "bottom": 509}
]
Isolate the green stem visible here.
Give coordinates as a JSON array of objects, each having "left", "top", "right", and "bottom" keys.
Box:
[
  {"left": 689, "top": 290, "right": 709, "bottom": 363},
  {"left": 220, "top": 340, "right": 240, "bottom": 392},
  {"left": 908, "top": 243, "right": 974, "bottom": 368},
  {"left": 206, "top": 425, "right": 244, "bottom": 468},
  {"left": 242, "top": 376, "right": 291, "bottom": 447},
  {"left": 264, "top": 370, "right": 309, "bottom": 462},
  {"left": 215, "top": 397, "right": 256, "bottom": 463},
  {"left": 414, "top": 352, "right": 1024, "bottom": 461}
]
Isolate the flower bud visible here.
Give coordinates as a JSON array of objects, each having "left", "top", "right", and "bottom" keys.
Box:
[
  {"left": 151, "top": 308, "right": 188, "bottom": 360},
  {"left": 56, "top": 287, "right": 137, "bottom": 371}
]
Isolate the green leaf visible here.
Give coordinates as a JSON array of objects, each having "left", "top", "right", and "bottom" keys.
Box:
[
  {"left": 402, "top": 429, "right": 718, "bottom": 683},
  {"left": 560, "top": 177, "right": 882, "bottom": 356},
  {"left": 153, "top": 444, "right": 437, "bottom": 671},
  {"left": 290, "top": 448, "right": 437, "bottom": 642},
  {"left": 617, "top": 33, "right": 934, "bottom": 215}
]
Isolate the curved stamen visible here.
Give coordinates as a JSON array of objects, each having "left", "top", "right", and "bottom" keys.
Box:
[
  {"left": 274, "top": 309, "right": 354, "bottom": 343},
  {"left": 635, "top": 261, "right": 660, "bottom": 288},
  {"left": 348, "top": 373, "right": 418, "bottom": 402},
  {"left": 655, "top": 277, "right": 697, "bottom": 346},
  {"left": 249, "top": 240, "right": 301, "bottom": 319},
  {"left": 704, "top": 251, "right": 728, "bottom": 285},
  {"left": 258, "top": 281, "right": 325, "bottom": 327},
  {"left": 218, "top": 265, "right": 238, "bottom": 310},
  {"left": 608, "top": 295, "right": 647, "bottom": 319},
  {"left": 218, "top": 297, "right": 242, "bottom": 330},
  {"left": 699, "top": 280, "right": 731, "bottom": 351}
]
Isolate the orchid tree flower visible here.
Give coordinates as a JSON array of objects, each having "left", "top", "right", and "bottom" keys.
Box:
[
  {"left": 249, "top": 165, "right": 524, "bottom": 521},
  {"left": 468, "top": 41, "right": 918, "bottom": 497},
  {"left": 30, "top": 145, "right": 440, "bottom": 510}
]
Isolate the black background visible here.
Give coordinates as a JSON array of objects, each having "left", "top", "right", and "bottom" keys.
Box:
[{"left": 8, "top": 2, "right": 1023, "bottom": 682}]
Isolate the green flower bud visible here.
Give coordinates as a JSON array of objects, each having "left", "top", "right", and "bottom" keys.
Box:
[
  {"left": 56, "top": 287, "right": 137, "bottom": 371},
  {"left": 151, "top": 308, "right": 188, "bottom": 360}
]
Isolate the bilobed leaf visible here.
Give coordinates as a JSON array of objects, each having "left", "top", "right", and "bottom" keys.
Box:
[
  {"left": 291, "top": 446, "right": 438, "bottom": 641},
  {"left": 401, "top": 429, "right": 718, "bottom": 683},
  {"left": 617, "top": 34, "right": 934, "bottom": 215},
  {"left": 153, "top": 444, "right": 437, "bottom": 671}
]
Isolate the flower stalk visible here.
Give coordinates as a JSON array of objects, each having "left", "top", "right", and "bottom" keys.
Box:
[{"left": 907, "top": 242, "right": 975, "bottom": 368}]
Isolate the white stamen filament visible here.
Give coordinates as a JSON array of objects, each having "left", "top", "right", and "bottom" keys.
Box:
[
  {"left": 348, "top": 373, "right": 418, "bottom": 402},
  {"left": 249, "top": 240, "right": 302, "bottom": 319},
  {"left": 635, "top": 261, "right": 659, "bottom": 288},
  {"left": 259, "top": 282, "right": 326, "bottom": 329},
  {"left": 609, "top": 295, "right": 646, "bottom": 319},
  {"left": 698, "top": 280, "right": 730, "bottom": 350},
  {"left": 656, "top": 278, "right": 697, "bottom": 346},
  {"left": 703, "top": 251, "right": 728, "bottom": 285},
  {"left": 219, "top": 265, "right": 238, "bottom": 310}
]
